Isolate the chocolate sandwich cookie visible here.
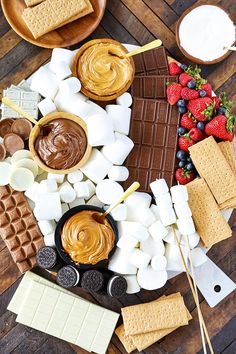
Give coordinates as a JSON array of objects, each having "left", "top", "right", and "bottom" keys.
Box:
[
  {"left": 81, "top": 270, "right": 104, "bottom": 293},
  {"left": 131, "top": 75, "right": 178, "bottom": 99},
  {"left": 107, "top": 276, "right": 127, "bottom": 298},
  {"left": 133, "top": 47, "right": 169, "bottom": 76},
  {"left": 56, "top": 266, "right": 80, "bottom": 288},
  {"left": 36, "top": 246, "right": 60, "bottom": 271}
]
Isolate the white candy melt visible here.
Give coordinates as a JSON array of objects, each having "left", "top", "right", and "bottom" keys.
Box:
[
  {"left": 96, "top": 179, "right": 124, "bottom": 205},
  {"left": 137, "top": 266, "right": 167, "bottom": 290},
  {"left": 108, "top": 248, "right": 137, "bottom": 275},
  {"left": 177, "top": 217, "right": 195, "bottom": 235},
  {"left": 140, "top": 237, "right": 165, "bottom": 257},
  {"left": 130, "top": 249, "right": 151, "bottom": 269},
  {"left": 38, "top": 220, "right": 56, "bottom": 236},
  {"left": 10, "top": 168, "right": 34, "bottom": 191},
  {"left": 190, "top": 247, "right": 208, "bottom": 267},
  {"left": 87, "top": 114, "right": 115, "bottom": 146},
  {"left": 117, "top": 234, "right": 138, "bottom": 250},
  {"left": 124, "top": 275, "right": 140, "bottom": 294},
  {"left": 37, "top": 98, "right": 57, "bottom": 116},
  {"left": 59, "top": 77, "right": 81, "bottom": 95},
  {"left": 0, "top": 162, "right": 12, "bottom": 186},
  {"left": 108, "top": 166, "right": 129, "bottom": 182},
  {"left": 102, "top": 132, "right": 134, "bottom": 165},
  {"left": 149, "top": 220, "right": 168, "bottom": 241},
  {"left": 35, "top": 192, "right": 62, "bottom": 220},
  {"left": 170, "top": 185, "right": 188, "bottom": 204},
  {"left": 151, "top": 255, "right": 167, "bottom": 271},
  {"left": 39, "top": 179, "right": 57, "bottom": 194},
  {"left": 59, "top": 182, "right": 76, "bottom": 203},
  {"left": 67, "top": 170, "right": 83, "bottom": 184},
  {"left": 74, "top": 181, "right": 90, "bottom": 199},
  {"left": 30, "top": 67, "right": 60, "bottom": 100},
  {"left": 174, "top": 201, "right": 192, "bottom": 219},
  {"left": 179, "top": 5, "right": 235, "bottom": 61},
  {"left": 106, "top": 105, "right": 131, "bottom": 135},
  {"left": 51, "top": 61, "right": 72, "bottom": 80},
  {"left": 47, "top": 173, "right": 64, "bottom": 184},
  {"left": 150, "top": 179, "right": 168, "bottom": 197},
  {"left": 80, "top": 149, "right": 112, "bottom": 183},
  {"left": 116, "top": 92, "right": 133, "bottom": 107}
]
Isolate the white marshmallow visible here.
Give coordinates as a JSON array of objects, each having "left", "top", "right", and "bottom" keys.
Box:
[
  {"left": 125, "top": 191, "right": 151, "bottom": 209},
  {"left": 69, "top": 197, "right": 85, "bottom": 209},
  {"left": 39, "top": 179, "right": 58, "bottom": 194},
  {"left": 174, "top": 201, "right": 192, "bottom": 219},
  {"left": 85, "top": 180, "right": 96, "bottom": 200},
  {"left": 67, "top": 170, "right": 83, "bottom": 184},
  {"left": 59, "top": 77, "right": 81, "bottom": 95},
  {"left": 101, "top": 132, "right": 134, "bottom": 165},
  {"left": 137, "top": 208, "right": 156, "bottom": 227},
  {"left": 47, "top": 173, "right": 64, "bottom": 184},
  {"left": 159, "top": 206, "right": 176, "bottom": 226},
  {"left": 177, "top": 217, "right": 195, "bottom": 235},
  {"left": 149, "top": 220, "right": 168, "bottom": 241},
  {"left": 108, "top": 248, "right": 137, "bottom": 275},
  {"left": 49, "top": 48, "right": 75, "bottom": 69},
  {"left": 54, "top": 91, "right": 91, "bottom": 119},
  {"left": 140, "top": 237, "right": 165, "bottom": 257},
  {"left": 51, "top": 61, "right": 72, "bottom": 80},
  {"left": 80, "top": 149, "right": 112, "bottom": 183},
  {"left": 87, "top": 114, "right": 115, "bottom": 146},
  {"left": 118, "top": 221, "right": 149, "bottom": 241},
  {"left": 96, "top": 179, "right": 124, "bottom": 205},
  {"left": 150, "top": 179, "right": 169, "bottom": 197},
  {"left": 35, "top": 192, "right": 62, "bottom": 221},
  {"left": 27, "top": 198, "right": 35, "bottom": 210},
  {"left": 44, "top": 233, "right": 56, "bottom": 247},
  {"left": 137, "top": 266, "right": 167, "bottom": 290},
  {"left": 150, "top": 204, "right": 160, "bottom": 219},
  {"left": 24, "top": 182, "right": 40, "bottom": 202},
  {"left": 123, "top": 275, "right": 140, "bottom": 294},
  {"left": 106, "top": 105, "right": 131, "bottom": 135},
  {"left": 116, "top": 92, "right": 133, "bottom": 107},
  {"left": 109, "top": 204, "right": 127, "bottom": 221},
  {"left": 130, "top": 249, "right": 151, "bottom": 269},
  {"left": 56, "top": 203, "right": 69, "bottom": 220},
  {"left": 156, "top": 192, "right": 172, "bottom": 207},
  {"left": 190, "top": 247, "right": 208, "bottom": 267},
  {"left": 170, "top": 185, "right": 188, "bottom": 204},
  {"left": 58, "top": 182, "right": 76, "bottom": 203},
  {"left": 37, "top": 98, "right": 57, "bottom": 116},
  {"left": 163, "top": 228, "right": 181, "bottom": 244},
  {"left": 185, "top": 232, "right": 200, "bottom": 249},
  {"left": 125, "top": 204, "right": 142, "bottom": 222},
  {"left": 117, "top": 234, "right": 138, "bottom": 250},
  {"left": 151, "top": 255, "right": 167, "bottom": 271},
  {"left": 86, "top": 101, "right": 106, "bottom": 116},
  {"left": 38, "top": 220, "right": 56, "bottom": 236},
  {"left": 74, "top": 181, "right": 90, "bottom": 199},
  {"left": 86, "top": 195, "right": 104, "bottom": 208},
  {"left": 165, "top": 243, "right": 188, "bottom": 272},
  {"left": 30, "top": 67, "right": 59, "bottom": 100},
  {"left": 108, "top": 166, "right": 129, "bottom": 182}
]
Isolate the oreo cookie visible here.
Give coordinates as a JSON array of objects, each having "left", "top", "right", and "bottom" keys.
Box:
[
  {"left": 36, "top": 246, "right": 58, "bottom": 270},
  {"left": 81, "top": 270, "right": 104, "bottom": 293},
  {"left": 107, "top": 276, "right": 127, "bottom": 298},
  {"left": 56, "top": 266, "right": 80, "bottom": 288}
]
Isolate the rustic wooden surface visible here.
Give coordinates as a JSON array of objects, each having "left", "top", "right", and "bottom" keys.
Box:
[{"left": 0, "top": 0, "right": 236, "bottom": 353}]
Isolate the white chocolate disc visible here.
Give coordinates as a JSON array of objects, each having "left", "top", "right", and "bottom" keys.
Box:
[
  {"left": 11, "top": 149, "right": 32, "bottom": 165},
  {"left": 0, "top": 162, "right": 12, "bottom": 186},
  {"left": 14, "top": 158, "right": 38, "bottom": 177},
  {"left": 10, "top": 167, "right": 34, "bottom": 191}
]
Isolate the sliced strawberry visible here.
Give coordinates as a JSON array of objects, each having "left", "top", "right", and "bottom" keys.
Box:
[
  {"left": 187, "top": 97, "right": 214, "bottom": 122},
  {"left": 189, "top": 127, "right": 205, "bottom": 142},
  {"left": 166, "top": 83, "right": 182, "bottom": 105},
  {"left": 169, "top": 62, "right": 182, "bottom": 75},
  {"left": 175, "top": 168, "right": 195, "bottom": 185},
  {"left": 180, "top": 112, "right": 197, "bottom": 130},
  {"left": 205, "top": 114, "right": 235, "bottom": 141},
  {"left": 181, "top": 87, "right": 199, "bottom": 100},
  {"left": 178, "top": 134, "right": 195, "bottom": 152}
]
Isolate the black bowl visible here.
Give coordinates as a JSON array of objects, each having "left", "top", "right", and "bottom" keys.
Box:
[{"left": 55, "top": 205, "right": 118, "bottom": 270}]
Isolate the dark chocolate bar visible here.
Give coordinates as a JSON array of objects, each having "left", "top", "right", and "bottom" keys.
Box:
[
  {"left": 133, "top": 47, "right": 169, "bottom": 76},
  {"left": 131, "top": 75, "right": 178, "bottom": 99}
]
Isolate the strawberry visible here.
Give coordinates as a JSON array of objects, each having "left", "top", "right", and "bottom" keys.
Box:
[
  {"left": 179, "top": 66, "right": 202, "bottom": 87},
  {"left": 180, "top": 112, "right": 197, "bottom": 130},
  {"left": 166, "top": 83, "right": 182, "bottom": 105},
  {"left": 179, "top": 72, "right": 193, "bottom": 86},
  {"left": 175, "top": 168, "right": 195, "bottom": 185},
  {"left": 178, "top": 134, "right": 195, "bottom": 152},
  {"left": 201, "top": 82, "right": 212, "bottom": 97},
  {"left": 187, "top": 97, "right": 214, "bottom": 122},
  {"left": 212, "top": 96, "right": 221, "bottom": 110},
  {"left": 181, "top": 87, "right": 199, "bottom": 100},
  {"left": 205, "top": 114, "right": 235, "bottom": 141},
  {"left": 169, "top": 62, "right": 182, "bottom": 75},
  {"left": 189, "top": 127, "right": 205, "bottom": 141}
]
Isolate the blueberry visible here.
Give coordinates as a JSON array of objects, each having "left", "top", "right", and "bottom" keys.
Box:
[
  {"left": 187, "top": 80, "right": 196, "bottom": 89},
  {"left": 199, "top": 89, "right": 206, "bottom": 97},
  {"left": 196, "top": 121, "right": 205, "bottom": 131},
  {"left": 178, "top": 127, "right": 187, "bottom": 136},
  {"left": 217, "top": 107, "right": 226, "bottom": 115},
  {"left": 187, "top": 157, "right": 192, "bottom": 163},
  {"left": 177, "top": 99, "right": 186, "bottom": 107},
  {"left": 180, "top": 64, "right": 188, "bottom": 70},
  {"left": 178, "top": 106, "right": 187, "bottom": 114},
  {"left": 186, "top": 162, "right": 195, "bottom": 171},
  {"left": 176, "top": 150, "right": 187, "bottom": 161},
  {"left": 178, "top": 161, "right": 186, "bottom": 168}
]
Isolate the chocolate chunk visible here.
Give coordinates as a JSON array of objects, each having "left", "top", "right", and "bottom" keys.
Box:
[
  {"left": 11, "top": 118, "right": 32, "bottom": 140},
  {"left": 36, "top": 246, "right": 58, "bottom": 270},
  {"left": 133, "top": 47, "right": 169, "bottom": 76},
  {"left": 81, "top": 270, "right": 104, "bottom": 293},
  {"left": 107, "top": 276, "right": 127, "bottom": 298},
  {"left": 131, "top": 75, "right": 178, "bottom": 99},
  {"left": 56, "top": 266, "right": 80, "bottom": 288},
  {"left": 0, "top": 118, "right": 14, "bottom": 138},
  {"left": 124, "top": 98, "right": 180, "bottom": 192},
  {"left": 3, "top": 133, "right": 24, "bottom": 155},
  {"left": 0, "top": 144, "right": 6, "bottom": 161}
]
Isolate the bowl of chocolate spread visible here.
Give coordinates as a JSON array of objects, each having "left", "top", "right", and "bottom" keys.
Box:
[
  {"left": 55, "top": 205, "right": 118, "bottom": 269},
  {"left": 29, "top": 112, "right": 92, "bottom": 174}
]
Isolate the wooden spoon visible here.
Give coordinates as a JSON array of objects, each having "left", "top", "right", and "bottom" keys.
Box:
[
  {"left": 109, "top": 39, "right": 162, "bottom": 59},
  {"left": 2, "top": 97, "right": 38, "bottom": 125},
  {"left": 92, "top": 181, "right": 140, "bottom": 224}
]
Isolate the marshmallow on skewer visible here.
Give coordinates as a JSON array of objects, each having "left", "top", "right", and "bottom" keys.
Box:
[
  {"left": 44, "top": 233, "right": 56, "bottom": 247},
  {"left": 123, "top": 275, "right": 140, "bottom": 294},
  {"left": 108, "top": 166, "right": 129, "bottom": 182},
  {"left": 96, "top": 179, "right": 124, "bottom": 205},
  {"left": 156, "top": 192, "right": 172, "bottom": 206},
  {"left": 67, "top": 170, "right": 83, "bottom": 184},
  {"left": 49, "top": 48, "right": 75, "bottom": 70},
  {"left": 86, "top": 195, "right": 104, "bottom": 208},
  {"left": 108, "top": 248, "right": 137, "bottom": 275},
  {"left": 106, "top": 105, "right": 131, "bottom": 135},
  {"left": 87, "top": 114, "right": 115, "bottom": 146},
  {"left": 39, "top": 179, "right": 58, "bottom": 194},
  {"left": 38, "top": 220, "right": 56, "bottom": 236},
  {"left": 101, "top": 132, "right": 134, "bottom": 165},
  {"left": 74, "top": 181, "right": 90, "bottom": 199},
  {"left": 117, "top": 234, "right": 138, "bottom": 251},
  {"left": 150, "top": 204, "right": 160, "bottom": 219},
  {"left": 174, "top": 202, "right": 192, "bottom": 219},
  {"left": 59, "top": 77, "right": 81, "bottom": 95},
  {"left": 51, "top": 61, "right": 72, "bottom": 80},
  {"left": 190, "top": 247, "right": 208, "bottom": 267},
  {"left": 130, "top": 249, "right": 151, "bottom": 269},
  {"left": 37, "top": 98, "right": 57, "bottom": 116},
  {"left": 151, "top": 255, "right": 167, "bottom": 271},
  {"left": 177, "top": 217, "right": 195, "bottom": 236},
  {"left": 69, "top": 197, "right": 85, "bottom": 208},
  {"left": 148, "top": 220, "right": 168, "bottom": 241},
  {"left": 48, "top": 173, "right": 64, "bottom": 184},
  {"left": 140, "top": 237, "right": 165, "bottom": 257},
  {"left": 30, "top": 66, "right": 60, "bottom": 100},
  {"left": 150, "top": 179, "right": 168, "bottom": 198},
  {"left": 116, "top": 92, "right": 133, "bottom": 107},
  {"left": 35, "top": 192, "right": 62, "bottom": 221},
  {"left": 165, "top": 243, "right": 188, "bottom": 272},
  {"left": 80, "top": 149, "right": 112, "bottom": 184},
  {"left": 158, "top": 205, "right": 177, "bottom": 226},
  {"left": 137, "top": 266, "right": 168, "bottom": 290},
  {"left": 170, "top": 185, "right": 188, "bottom": 204},
  {"left": 58, "top": 182, "right": 76, "bottom": 203},
  {"left": 184, "top": 232, "right": 200, "bottom": 249},
  {"left": 163, "top": 228, "right": 181, "bottom": 244}
]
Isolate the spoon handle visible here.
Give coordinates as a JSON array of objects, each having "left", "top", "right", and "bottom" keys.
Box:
[
  {"left": 2, "top": 97, "right": 38, "bottom": 125},
  {"left": 104, "top": 181, "right": 140, "bottom": 216},
  {"left": 124, "top": 39, "right": 162, "bottom": 58},
  {"left": 224, "top": 46, "right": 236, "bottom": 51}
]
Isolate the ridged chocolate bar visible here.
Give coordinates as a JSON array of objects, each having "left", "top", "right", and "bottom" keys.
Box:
[
  {"left": 124, "top": 98, "right": 180, "bottom": 192},
  {"left": 0, "top": 185, "right": 44, "bottom": 273},
  {"left": 131, "top": 75, "right": 178, "bottom": 99},
  {"left": 133, "top": 47, "right": 169, "bottom": 76}
]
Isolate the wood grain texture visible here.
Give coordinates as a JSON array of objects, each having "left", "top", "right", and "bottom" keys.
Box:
[{"left": 0, "top": 0, "right": 235, "bottom": 353}]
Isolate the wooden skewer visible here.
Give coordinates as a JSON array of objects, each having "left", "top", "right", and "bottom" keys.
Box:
[
  {"left": 172, "top": 227, "right": 214, "bottom": 354},
  {"left": 2, "top": 97, "right": 39, "bottom": 125}
]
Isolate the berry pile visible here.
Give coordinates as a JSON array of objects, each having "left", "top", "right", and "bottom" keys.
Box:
[{"left": 167, "top": 62, "right": 235, "bottom": 185}]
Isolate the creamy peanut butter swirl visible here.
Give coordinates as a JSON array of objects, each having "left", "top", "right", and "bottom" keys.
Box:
[
  {"left": 35, "top": 118, "right": 87, "bottom": 170},
  {"left": 61, "top": 210, "right": 115, "bottom": 265},
  {"left": 78, "top": 43, "right": 133, "bottom": 96}
]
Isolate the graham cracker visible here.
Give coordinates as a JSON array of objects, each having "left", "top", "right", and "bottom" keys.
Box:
[
  {"left": 218, "top": 141, "right": 236, "bottom": 176},
  {"left": 187, "top": 178, "right": 232, "bottom": 247},
  {"left": 219, "top": 196, "right": 236, "bottom": 210},
  {"left": 121, "top": 295, "right": 189, "bottom": 336},
  {"left": 115, "top": 325, "right": 136, "bottom": 353},
  {"left": 189, "top": 136, "right": 236, "bottom": 205},
  {"left": 22, "top": 0, "right": 93, "bottom": 39},
  {"left": 25, "top": 0, "right": 45, "bottom": 6}
]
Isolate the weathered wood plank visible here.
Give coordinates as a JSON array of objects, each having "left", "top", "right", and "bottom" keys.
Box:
[{"left": 0, "top": 30, "right": 22, "bottom": 60}]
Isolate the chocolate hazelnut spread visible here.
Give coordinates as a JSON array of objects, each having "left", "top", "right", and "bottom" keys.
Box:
[
  {"left": 61, "top": 210, "right": 115, "bottom": 265},
  {"left": 78, "top": 42, "right": 133, "bottom": 97},
  {"left": 35, "top": 118, "right": 87, "bottom": 170}
]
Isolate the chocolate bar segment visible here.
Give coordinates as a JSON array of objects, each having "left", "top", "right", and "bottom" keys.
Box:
[
  {"left": 133, "top": 47, "right": 169, "bottom": 76},
  {"left": 0, "top": 185, "right": 44, "bottom": 273},
  {"left": 131, "top": 75, "right": 178, "bottom": 99},
  {"left": 124, "top": 98, "right": 180, "bottom": 192}
]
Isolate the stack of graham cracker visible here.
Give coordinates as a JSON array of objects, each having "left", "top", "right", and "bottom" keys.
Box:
[
  {"left": 22, "top": 0, "right": 94, "bottom": 39},
  {"left": 115, "top": 292, "right": 191, "bottom": 352},
  {"left": 187, "top": 137, "right": 236, "bottom": 248}
]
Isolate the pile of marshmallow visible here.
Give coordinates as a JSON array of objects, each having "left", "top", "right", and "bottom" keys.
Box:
[{"left": 108, "top": 179, "right": 208, "bottom": 294}]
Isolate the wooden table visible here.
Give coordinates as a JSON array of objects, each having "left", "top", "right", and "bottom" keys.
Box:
[{"left": 0, "top": 1, "right": 236, "bottom": 353}]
